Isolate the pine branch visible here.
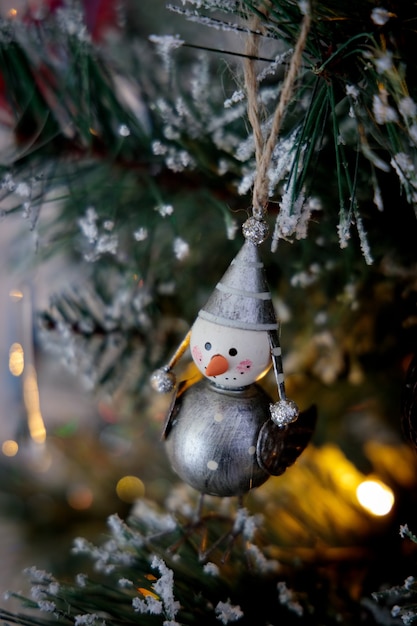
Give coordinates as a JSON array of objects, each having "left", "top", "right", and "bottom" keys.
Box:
[
  {"left": 3, "top": 460, "right": 417, "bottom": 626},
  {"left": 0, "top": 0, "right": 416, "bottom": 397}
]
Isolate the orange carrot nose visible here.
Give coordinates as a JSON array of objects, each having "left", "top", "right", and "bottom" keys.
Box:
[{"left": 206, "top": 354, "right": 229, "bottom": 376}]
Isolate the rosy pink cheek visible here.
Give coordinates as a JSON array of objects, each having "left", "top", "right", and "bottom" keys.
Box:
[
  {"left": 192, "top": 345, "right": 203, "bottom": 362},
  {"left": 237, "top": 359, "right": 252, "bottom": 372}
]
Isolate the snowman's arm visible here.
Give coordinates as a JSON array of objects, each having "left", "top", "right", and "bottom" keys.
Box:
[
  {"left": 269, "top": 328, "right": 287, "bottom": 402},
  {"left": 268, "top": 328, "right": 299, "bottom": 427},
  {"left": 165, "top": 329, "right": 192, "bottom": 372},
  {"left": 150, "top": 330, "right": 192, "bottom": 393},
  {"left": 161, "top": 380, "right": 187, "bottom": 439}
]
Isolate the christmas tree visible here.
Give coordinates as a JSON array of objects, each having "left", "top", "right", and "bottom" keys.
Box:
[{"left": 1, "top": 0, "right": 417, "bottom": 624}]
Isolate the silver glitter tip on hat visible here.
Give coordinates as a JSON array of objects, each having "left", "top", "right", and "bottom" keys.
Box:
[{"left": 242, "top": 216, "right": 269, "bottom": 245}]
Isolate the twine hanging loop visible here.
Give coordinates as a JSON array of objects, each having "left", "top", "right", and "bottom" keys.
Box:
[{"left": 242, "top": 3, "right": 312, "bottom": 245}]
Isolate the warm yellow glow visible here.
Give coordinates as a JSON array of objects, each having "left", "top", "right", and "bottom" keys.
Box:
[
  {"left": 23, "top": 364, "right": 46, "bottom": 444},
  {"left": 2, "top": 440, "right": 18, "bottom": 457},
  {"left": 9, "top": 288, "right": 23, "bottom": 301},
  {"left": 356, "top": 479, "right": 395, "bottom": 516},
  {"left": 7, "top": 8, "right": 17, "bottom": 17},
  {"left": 9, "top": 343, "right": 24, "bottom": 376},
  {"left": 116, "top": 475, "right": 145, "bottom": 503},
  {"left": 365, "top": 441, "right": 417, "bottom": 489}
]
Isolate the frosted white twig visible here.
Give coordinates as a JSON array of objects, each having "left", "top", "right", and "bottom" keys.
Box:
[
  {"left": 277, "top": 581, "right": 304, "bottom": 616},
  {"left": 56, "top": 6, "right": 90, "bottom": 41},
  {"left": 346, "top": 84, "right": 360, "bottom": 100},
  {"left": 131, "top": 498, "right": 177, "bottom": 533},
  {"left": 372, "top": 92, "right": 398, "bottom": 124},
  {"left": 37, "top": 601, "right": 57, "bottom": 613},
  {"left": 246, "top": 543, "right": 280, "bottom": 574},
  {"left": 77, "top": 206, "right": 118, "bottom": 262},
  {"left": 149, "top": 34, "right": 184, "bottom": 74},
  {"left": 373, "top": 180, "right": 384, "bottom": 211},
  {"left": 391, "top": 153, "right": 417, "bottom": 206},
  {"left": 173, "top": 236, "right": 190, "bottom": 260},
  {"left": 132, "top": 595, "right": 163, "bottom": 615},
  {"left": 224, "top": 90, "right": 245, "bottom": 108},
  {"left": 337, "top": 208, "right": 352, "bottom": 249},
  {"left": 203, "top": 562, "right": 220, "bottom": 576},
  {"left": 134, "top": 227, "right": 148, "bottom": 241},
  {"left": 151, "top": 556, "right": 181, "bottom": 621},
  {"left": 71, "top": 520, "right": 141, "bottom": 574},
  {"left": 76, "top": 573, "right": 88, "bottom": 587},
  {"left": 257, "top": 50, "right": 293, "bottom": 84},
  {"left": 271, "top": 177, "right": 316, "bottom": 251},
  {"left": 155, "top": 203, "right": 174, "bottom": 217},
  {"left": 24, "top": 567, "right": 57, "bottom": 585},
  {"left": 215, "top": 599, "right": 244, "bottom": 623},
  {"left": 371, "top": 7, "right": 392, "bottom": 26},
  {"left": 398, "top": 97, "right": 417, "bottom": 119},
  {"left": 177, "top": 0, "right": 241, "bottom": 8},
  {"left": 191, "top": 55, "right": 211, "bottom": 116},
  {"left": 374, "top": 50, "right": 393, "bottom": 74},
  {"left": 337, "top": 204, "right": 373, "bottom": 264},
  {"left": 168, "top": 5, "right": 243, "bottom": 34},
  {"left": 74, "top": 614, "right": 104, "bottom": 626},
  {"left": 354, "top": 209, "right": 373, "bottom": 265}
]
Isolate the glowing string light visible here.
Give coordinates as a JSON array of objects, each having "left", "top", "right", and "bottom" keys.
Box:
[
  {"left": 116, "top": 476, "right": 145, "bottom": 502},
  {"left": 9, "top": 343, "right": 24, "bottom": 376},
  {"left": 356, "top": 479, "right": 395, "bottom": 516},
  {"left": 67, "top": 485, "right": 93, "bottom": 510},
  {"left": 23, "top": 364, "right": 47, "bottom": 444},
  {"left": 2, "top": 440, "right": 18, "bottom": 457},
  {"left": 9, "top": 289, "right": 23, "bottom": 302}
]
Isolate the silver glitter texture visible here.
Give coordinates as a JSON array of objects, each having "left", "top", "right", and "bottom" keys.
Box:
[
  {"left": 150, "top": 368, "right": 176, "bottom": 393},
  {"left": 270, "top": 399, "right": 299, "bottom": 428},
  {"left": 242, "top": 216, "right": 269, "bottom": 245}
]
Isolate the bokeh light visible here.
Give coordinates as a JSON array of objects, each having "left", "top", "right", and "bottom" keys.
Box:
[
  {"left": 9, "top": 288, "right": 23, "bottom": 302},
  {"left": 116, "top": 475, "right": 145, "bottom": 503},
  {"left": 23, "top": 364, "right": 46, "bottom": 444},
  {"left": 67, "top": 485, "right": 94, "bottom": 510},
  {"left": 356, "top": 479, "right": 395, "bottom": 516},
  {"left": 2, "top": 440, "right": 19, "bottom": 457},
  {"left": 9, "top": 342, "right": 24, "bottom": 376}
]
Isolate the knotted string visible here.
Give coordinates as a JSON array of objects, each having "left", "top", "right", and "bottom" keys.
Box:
[{"left": 243, "top": 3, "right": 312, "bottom": 224}]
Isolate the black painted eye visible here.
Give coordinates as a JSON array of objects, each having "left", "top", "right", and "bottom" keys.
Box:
[
  {"left": 204, "top": 342, "right": 212, "bottom": 350},
  {"left": 228, "top": 348, "right": 238, "bottom": 356}
]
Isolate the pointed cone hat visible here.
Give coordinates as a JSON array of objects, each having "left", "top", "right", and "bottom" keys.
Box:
[{"left": 198, "top": 240, "right": 278, "bottom": 331}]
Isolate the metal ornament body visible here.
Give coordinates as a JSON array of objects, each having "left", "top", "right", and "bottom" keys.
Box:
[
  {"left": 163, "top": 378, "right": 316, "bottom": 498},
  {"left": 164, "top": 380, "right": 271, "bottom": 497}
]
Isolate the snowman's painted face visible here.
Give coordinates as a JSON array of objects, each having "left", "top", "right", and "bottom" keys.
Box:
[{"left": 190, "top": 316, "right": 272, "bottom": 388}]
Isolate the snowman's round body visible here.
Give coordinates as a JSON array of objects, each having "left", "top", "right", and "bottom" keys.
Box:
[{"left": 164, "top": 378, "right": 272, "bottom": 497}]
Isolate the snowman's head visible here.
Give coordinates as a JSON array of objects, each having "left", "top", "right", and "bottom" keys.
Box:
[{"left": 190, "top": 316, "right": 272, "bottom": 389}]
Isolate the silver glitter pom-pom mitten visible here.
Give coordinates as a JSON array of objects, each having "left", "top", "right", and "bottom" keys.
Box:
[
  {"left": 150, "top": 367, "right": 177, "bottom": 393},
  {"left": 269, "top": 398, "right": 299, "bottom": 428}
]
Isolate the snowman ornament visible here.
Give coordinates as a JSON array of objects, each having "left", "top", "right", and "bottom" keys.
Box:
[{"left": 151, "top": 228, "right": 316, "bottom": 498}]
